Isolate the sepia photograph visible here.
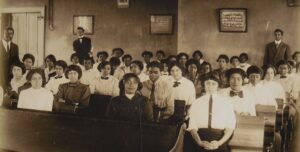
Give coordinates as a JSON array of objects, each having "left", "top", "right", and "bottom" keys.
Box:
[{"left": 0, "top": 0, "right": 300, "bottom": 152}]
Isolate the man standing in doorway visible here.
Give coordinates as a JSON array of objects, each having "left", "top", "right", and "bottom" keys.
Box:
[
  {"left": 0, "top": 27, "right": 20, "bottom": 89},
  {"left": 73, "top": 27, "right": 92, "bottom": 64},
  {"left": 263, "top": 29, "right": 291, "bottom": 67}
]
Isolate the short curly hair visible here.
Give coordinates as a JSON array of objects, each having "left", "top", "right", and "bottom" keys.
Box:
[{"left": 65, "top": 65, "right": 83, "bottom": 79}]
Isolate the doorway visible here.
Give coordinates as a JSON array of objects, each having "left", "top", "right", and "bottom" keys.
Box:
[{"left": 0, "top": 7, "right": 45, "bottom": 67}]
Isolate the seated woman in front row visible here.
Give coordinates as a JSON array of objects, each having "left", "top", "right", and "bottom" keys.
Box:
[
  {"left": 53, "top": 65, "right": 91, "bottom": 113},
  {"left": 220, "top": 68, "right": 256, "bottom": 116},
  {"left": 106, "top": 73, "right": 153, "bottom": 122},
  {"left": 17, "top": 69, "right": 53, "bottom": 111},
  {"left": 184, "top": 73, "right": 236, "bottom": 152}
]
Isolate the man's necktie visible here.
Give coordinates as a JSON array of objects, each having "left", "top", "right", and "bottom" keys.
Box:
[
  {"left": 230, "top": 90, "right": 244, "bottom": 98},
  {"left": 150, "top": 83, "right": 155, "bottom": 103},
  {"left": 208, "top": 95, "right": 213, "bottom": 129},
  {"left": 173, "top": 81, "right": 180, "bottom": 87},
  {"left": 7, "top": 42, "right": 10, "bottom": 52}
]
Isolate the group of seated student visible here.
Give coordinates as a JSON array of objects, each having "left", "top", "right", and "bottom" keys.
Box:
[{"left": 1, "top": 48, "right": 300, "bottom": 151}]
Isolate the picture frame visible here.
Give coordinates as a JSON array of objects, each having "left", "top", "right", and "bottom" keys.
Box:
[
  {"left": 73, "top": 15, "right": 94, "bottom": 35},
  {"left": 117, "top": 0, "right": 130, "bottom": 8},
  {"left": 219, "top": 8, "right": 247, "bottom": 32},
  {"left": 150, "top": 14, "right": 174, "bottom": 35}
]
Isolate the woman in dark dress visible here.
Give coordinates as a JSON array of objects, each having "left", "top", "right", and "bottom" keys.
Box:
[{"left": 106, "top": 73, "right": 153, "bottom": 122}]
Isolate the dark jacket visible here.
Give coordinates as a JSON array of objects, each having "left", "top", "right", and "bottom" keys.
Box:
[
  {"left": 106, "top": 94, "right": 153, "bottom": 122},
  {"left": 0, "top": 42, "right": 20, "bottom": 89},
  {"left": 73, "top": 37, "right": 91, "bottom": 63},
  {"left": 263, "top": 41, "right": 291, "bottom": 66},
  {"left": 53, "top": 81, "right": 91, "bottom": 113}
]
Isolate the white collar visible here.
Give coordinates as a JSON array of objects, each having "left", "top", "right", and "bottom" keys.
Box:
[
  {"left": 78, "top": 36, "right": 84, "bottom": 39},
  {"left": 125, "top": 93, "right": 134, "bottom": 100},
  {"left": 275, "top": 40, "right": 281, "bottom": 44}
]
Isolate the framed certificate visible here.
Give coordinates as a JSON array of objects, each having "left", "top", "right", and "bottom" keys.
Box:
[
  {"left": 150, "top": 14, "right": 173, "bottom": 35},
  {"left": 219, "top": 8, "right": 247, "bottom": 32}
]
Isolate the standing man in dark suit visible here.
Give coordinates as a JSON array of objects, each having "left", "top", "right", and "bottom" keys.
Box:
[
  {"left": 263, "top": 29, "right": 291, "bottom": 67},
  {"left": 73, "top": 27, "right": 92, "bottom": 64},
  {"left": 0, "top": 27, "right": 20, "bottom": 89}
]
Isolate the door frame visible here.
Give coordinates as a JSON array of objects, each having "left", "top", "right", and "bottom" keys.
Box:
[{"left": 0, "top": 6, "right": 45, "bottom": 64}]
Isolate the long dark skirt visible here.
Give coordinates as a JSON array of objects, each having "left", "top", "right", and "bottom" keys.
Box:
[{"left": 183, "top": 128, "right": 229, "bottom": 152}]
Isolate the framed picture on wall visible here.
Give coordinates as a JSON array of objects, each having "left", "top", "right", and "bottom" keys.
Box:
[
  {"left": 219, "top": 8, "right": 247, "bottom": 32},
  {"left": 150, "top": 14, "right": 173, "bottom": 35},
  {"left": 73, "top": 15, "right": 94, "bottom": 35},
  {"left": 117, "top": 0, "right": 129, "bottom": 8}
]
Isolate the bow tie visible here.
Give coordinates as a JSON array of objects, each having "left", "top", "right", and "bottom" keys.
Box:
[
  {"left": 101, "top": 76, "right": 109, "bottom": 80},
  {"left": 173, "top": 81, "right": 181, "bottom": 87},
  {"left": 230, "top": 90, "right": 243, "bottom": 98},
  {"left": 280, "top": 76, "right": 287, "bottom": 79},
  {"left": 55, "top": 76, "right": 63, "bottom": 79}
]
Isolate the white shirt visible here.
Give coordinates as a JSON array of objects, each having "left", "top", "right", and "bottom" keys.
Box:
[
  {"left": 2, "top": 39, "right": 11, "bottom": 52},
  {"left": 10, "top": 76, "right": 26, "bottom": 92},
  {"left": 168, "top": 77, "right": 196, "bottom": 105},
  {"left": 18, "top": 87, "right": 54, "bottom": 111},
  {"left": 187, "top": 93, "right": 236, "bottom": 131},
  {"left": 138, "top": 73, "right": 149, "bottom": 82},
  {"left": 90, "top": 75, "right": 120, "bottom": 97},
  {"left": 141, "top": 78, "right": 175, "bottom": 118},
  {"left": 262, "top": 80, "right": 286, "bottom": 103},
  {"left": 45, "top": 75, "right": 69, "bottom": 95},
  {"left": 114, "top": 65, "right": 131, "bottom": 80},
  {"left": 274, "top": 74, "right": 293, "bottom": 93},
  {"left": 220, "top": 87, "right": 256, "bottom": 116},
  {"left": 275, "top": 40, "right": 282, "bottom": 45},
  {"left": 80, "top": 68, "right": 100, "bottom": 85},
  {"left": 244, "top": 82, "right": 277, "bottom": 108}
]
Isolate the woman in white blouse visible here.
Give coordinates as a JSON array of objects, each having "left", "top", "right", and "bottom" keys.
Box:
[
  {"left": 90, "top": 61, "right": 119, "bottom": 97},
  {"left": 262, "top": 65, "right": 286, "bottom": 103},
  {"left": 168, "top": 62, "right": 196, "bottom": 108},
  {"left": 9, "top": 62, "right": 26, "bottom": 93},
  {"left": 220, "top": 68, "right": 256, "bottom": 116},
  {"left": 18, "top": 69, "right": 53, "bottom": 111},
  {"left": 184, "top": 73, "right": 236, "bottom": 152}
]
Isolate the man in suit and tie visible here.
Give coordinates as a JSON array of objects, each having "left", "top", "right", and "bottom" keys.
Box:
[
  {"left": 73, "top": 27, "right": 92, "bottom": 65},
  {"left": 0, "top": 27, "right": 20, "bottom": 89},
  {"left": 263, "top": 29, "right": 291, "bottom": 67}
]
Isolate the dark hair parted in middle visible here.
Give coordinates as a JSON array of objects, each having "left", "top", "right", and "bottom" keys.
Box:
[
  {"left": 22, "top": 53, "right": 35, "bottom": 65},
  {"left": 27, "top": 68, "right": 47, "bottom": 86},
  {"left": 55, "top": 60, "right": 68, "bottom": 71},
  {"left": 168, "top": 61, "right": 187, "bottom": 76},
  {"left": 246, "top": 66, "right": 263, "bottom": 77},
  {"left": 201, "top": 71, "right": 221, "bottom": 87},
  {"left": 97, "top": 61, "right": 111, "bottom": 72},
  {"left": 225, "top": 68, "right": 247, "bottom": 81},
  {"left": 65, "top": 65, "right": 83, "bottom": 79},
  {"left": 131, "top": 60, "right": 144, "bottom": 71},
  {"left": 186, "top": 59, "right": 201, "bottom": 72},
  {"left": 119, "top": 73, "right": 143, "bottom": 95},
  {"left": 11, "top": 62, "right": 26, "bottom": 75},
  {"left": 147, "top": 61, "right": 163, "bottom": 71}
]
